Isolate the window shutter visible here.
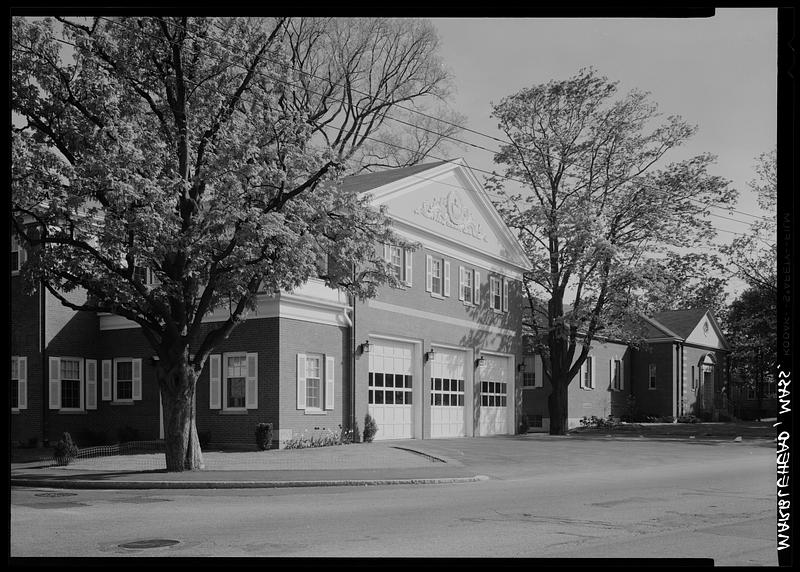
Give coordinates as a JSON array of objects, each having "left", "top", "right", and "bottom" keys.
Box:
[
  {"left": 474, "top": 271, "right": 481, "bottom": 305},
  {"left": 425, "top": 255, "right": 433, "bottom": 292},
  {"left": 619, "top": 359, "right": 625, "bottom": 390},
  {"left": 579, "top": 361, "right": 586, "bottom": 389},
  {"left": 404, "top": 249, "right": 413, "bottom": 286},
  {"left": 296, "top": 353, "right": 307, "bottom": 410},
  {"left": 132, "top": 358, "right": 142, "bottom": 400},
  {"left": 101, "top": 360, "right": 112, "bottom": 401},
  {"left": 534, "top": 355, "right": 543, "bottom": 388},
  {"left": 609, "top": 360, "right": 614, "bottom": 390},
  {"left": 325, "top": 355, "right": 335, "bottom": 410},
  {"left": 590, "top": 357, "right": 596, "bottom": 389},
  {"left": 458, "top": 266, "right": 465, "bottom": 301},
  {"left": 49, "top": 357, "right": 61, "bottom": 409},
  {"left": 18, "top": 357, "right": 27, "bottom": 409},
  {"left": 208, "top": 354, "right": 221, "bottom": 409},
  {"left": 383, "top": 243, "right": 390, "bottom": 262},
  {"left": 246, "top": 353, "right": 258, "bottom": 409},
  {"left": 20, "top": 241, "right": 27, "bottom": 265},
  {"left": 502, "top": 277, "right": 509, "bottom": 312},
  {"left": 85, "top": 359, "right": 97, "bottom": 410},
  {"left": 443, "top": 261, "right": 451, "bottom": 297}
]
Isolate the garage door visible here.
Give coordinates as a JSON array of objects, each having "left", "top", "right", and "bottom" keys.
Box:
[
  {"left": 430, "top": 349, "right": 465, "bottom": 438},
  {"left": 368, "top": 341, "right": 414, "bottom": 440},
  {"left": 479, "top": 355, "right": 511, "bottom": 435}
]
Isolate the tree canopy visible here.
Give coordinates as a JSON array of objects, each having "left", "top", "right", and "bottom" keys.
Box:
[
  {"left": 11, "top": 16, "right": 461, "bottom": 470},
  {"left": 488, "top": 68, "right": 735, "bottom": 433}
]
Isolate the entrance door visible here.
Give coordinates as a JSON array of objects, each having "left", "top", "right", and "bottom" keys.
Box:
[
  {"left": 368, "top": 341, "right": 414, "bottom": 440},
  {"left": 430, "top": 349, "right": 466, "bottom": 438},
  {"left": 478, "top": 355, "right": 510, "bottom": 435}
]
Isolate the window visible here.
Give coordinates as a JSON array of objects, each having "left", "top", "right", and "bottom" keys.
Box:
[
  {"left": 430, "top": 376, "right": 464, "bottom": 407},
  {"left": 11, "top": 356, "right": 27, "bottom": 410},
  {"left": 209, "top": 353, "right": 257, "bottom": 411},
  {"left": 462, "top": 268, "right": 473, "bottom": 303},
  {"left": 225, "top": 354, "right": 247, "bottom": 409},
  {"left": 11, "top": 234, "right": 25, "bottom": 274},
  {"left": 611, "top": 359, "right": 623, "bottom": 391},
  {"left": 522, "top": 356, "right": 536, "bottom": 388},
  {"left": 384, "top": 244, "right": 412, "bottom": 285},
  {"left": 490, "top": 276, "right": 509, "bottom": 312},
  {"left": 296, "top": 353, "right": 333, "bottom": 412},
  {"left": 581, "top": 356, "right": 594, "bottom": 389},
  {"left": 425, "top": 254, "right": 451, "bottom": 297},
  {"left": 480, "top": 381, "right": 507, "bottom": 407},
  {"left": 305, "top": 355, "right": 322, "bottom": 410},
  {"left": 61, "top": 359, "right": 82, "bottom": 409},
  {"left": 648, "top": 364, "right": 657, "bottom": 389},
  {"left": 691, "top": 366, "right": 696, "bottom": 390},
  {"left": 369, "top": 371, "right": 413, "bottom": 406},
  {"left": 116, "top": 360, "right": 133, "bottom": 401}
]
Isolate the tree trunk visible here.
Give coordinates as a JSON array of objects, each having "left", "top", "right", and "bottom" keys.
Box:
[
  {"left": 158, "top": 358, "right": 205, "bottom": 472},
  {"left": 548, "top": 378, "right": 569, "bottom": 435}
]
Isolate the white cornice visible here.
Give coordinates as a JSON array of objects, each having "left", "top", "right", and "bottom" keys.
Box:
[{"left": 367, "top": 299, "right": 517, "bottom": 337}]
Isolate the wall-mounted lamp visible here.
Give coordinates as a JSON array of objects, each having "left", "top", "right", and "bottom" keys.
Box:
[
  {"left": 150, "top": 356, "right": 160, "bottom": 365},
  {"left": 425, "top": 348, "right": 436, "bottom": 362},
  {"left": 360, "top": 340, "right": 371, "bottom": 354},
  {"left": 517, "top": 363, "right": 526, "bottom": 373},
  {"left": 475, "top": 355, "right": 486, "bottom": 368}
]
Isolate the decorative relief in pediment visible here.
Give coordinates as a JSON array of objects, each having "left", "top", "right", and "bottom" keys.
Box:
[{"left": 414, "top": 190, "right": 488, "bottom": 242}]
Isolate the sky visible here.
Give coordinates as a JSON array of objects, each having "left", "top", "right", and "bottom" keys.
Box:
[{"left": 431, "top": 9, "right": 778, "bottom": 298}]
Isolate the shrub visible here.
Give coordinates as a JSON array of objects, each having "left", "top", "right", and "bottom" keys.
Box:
[
  {"left": 53, "top": 432, "right": 78, "bottom": 466},
  {"left": 677, "top": 414, "right": 699, "bottom": 424},
  {"left": 579, "top": 415, "right": 621, "bottom": 430},
  {"left": 117, "top": 425, "right": 140, "bottom": 443},
  {"left": 363, "top": 413, "right": 378, "bottom": 442},
  {"left": 255, "top": 423, "right": 273, "bottom": 451},
  {"left": 350, "top": 420, "right": 361, "bottom": 443}
]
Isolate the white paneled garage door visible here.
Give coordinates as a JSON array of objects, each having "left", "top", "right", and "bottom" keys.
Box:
[
  {"left": 368, "top": 341, "right": 414, "bottom": 440},
  {"left": 479, "top": 355, "right": 511, "bottom": 436},
  {"left": 430, "top": 349, "right": 466, "bottom": 438}
]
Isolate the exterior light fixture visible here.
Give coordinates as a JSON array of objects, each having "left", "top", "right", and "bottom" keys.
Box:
[
  {"left": 361, "top": 340, "right": 371, "bottom": 354},
  {"left": 425, "top": 348, "right": 436, "bottom": 362},
  {"left": 476, "top": 355, "right": 486, "bottom": 368},
  {"left": 517, "top": 363, "right": 526, "bottom": 373}
]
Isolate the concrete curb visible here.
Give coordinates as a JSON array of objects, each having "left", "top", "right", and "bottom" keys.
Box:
[{"left": 10, "top": 474, "right": 489, "bottom": 490}]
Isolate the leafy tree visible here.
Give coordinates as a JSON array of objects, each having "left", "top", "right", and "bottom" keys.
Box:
[
  {"left": 488, "top": 68, "right": 735, "bottom": 434},
  {"left": 11, "top": 16, "right": 459, "bottom": 470},
  {"left": 725, "top": 284, "right": 776, "bottom": 418},
  {"left": 721, "top": 149, "right": 776, "bottom": 295}
]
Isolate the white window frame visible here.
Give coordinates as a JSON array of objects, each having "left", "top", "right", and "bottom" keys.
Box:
[
  {"left": 691, "top": 366, "right": 696, "bottom": 390},
  {"left": 522, "top": 355, "right": 536, "bottom": 388},
  {"left": 384, "top": 244, "right": 413, "bottom": 286},
  {"left": 59, "top": 357, "right": 84, "bottom": 411},
  {"left": 429, "top": 256, "right": 444, "bottom": 297},
  {"left": 462, "top": 266, "right": 473, "bottom": 304},
  {"left": 490, "top": 276, "right": 505, "bottom": 312},
  {"left": 114, "top": 358, "right": 134, "bottom": 403},
  {"left": 296, "top": 353, "right": 334, "bottom": 414},
  {"left": 579, "top": 356, "right": 595, "bottom": 390},
  {"left": 223, "top": 352, "right": 248, "bottom": 411},
  {"left": 648, "top": 363, "right": 657, "bottom": 390}
]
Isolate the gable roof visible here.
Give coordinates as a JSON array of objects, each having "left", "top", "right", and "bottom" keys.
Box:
[
  {"left": 338, "top": 161, "right": 449, "bottom": 195},
  {"left": 650, "top": 309, "right": 711, "bottom": 339}
]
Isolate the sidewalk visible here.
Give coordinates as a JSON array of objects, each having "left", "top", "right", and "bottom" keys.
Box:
[{"left": 10, "top": 441, "right": 484, "bottom": 490}]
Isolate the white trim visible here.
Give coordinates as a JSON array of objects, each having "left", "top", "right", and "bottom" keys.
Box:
[
  {"left": 221, "top": 352, "right": 248, "bottom": 412},
  {"left": 369, "top": 333, "right": 425, "bottom": 346},
  {"left": 209, "top": 354, "right": 222, "bottom": 410},
  {"left": 367, "top": 299, "right": 517, "bottom": 337},
  {"left": 430, "top": 341, "right": 470, "bottom": 352}
]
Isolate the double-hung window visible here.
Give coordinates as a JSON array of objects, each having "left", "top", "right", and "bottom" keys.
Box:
[
  {"left": 384, "top": 244, "right": 413, "bottom": 286},
  {"left": 61, "top": 359, "right": 82, "bottom": 409},
  {"left": 11, "top": 356, "right": 27, "bottom": 410},
  {"left": 579, "top": 356, "right": 595, "bottom": 389},
  {"left": 648, "top": 364, "right": 657, "bottom": 389},
  {"left": 11, "top": 234, "right": 25, "bottom": 275},
  {"left": 610, "top": 358, "right": 623, "bottom": 391},
  {"left": 458, "top": 266, "right": 480, "bottom": 305},
  {"left": 425, "top": 254, "right": 450, "bottom": 298},
  {"left": 225, "top": 354, "right": 248, "bottom": 409},
  {"left": 522, "top": 355, "right": 543, "bottom": 389},
  {"left": 296, "top": 353, "right": 335, "bottom": 413},
  {"left": 490, "top": 276, "right": 510, "bottom": 312},
  {"left": 115, "top": 359, "right": 134, "bottom": 401},
  {"left": 49, "top": 356, "right": 98, "bottom": 411},
  {"left": 208, "top": 353, "right": 258, "bottom": 411}
]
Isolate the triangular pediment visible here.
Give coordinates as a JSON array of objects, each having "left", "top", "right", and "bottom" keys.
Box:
[
  {"left": 358, "top": 160, "right": 531, "bottom": 272},
  {"left": 685, "top": 311, "right": 728, "bottom": 349}
]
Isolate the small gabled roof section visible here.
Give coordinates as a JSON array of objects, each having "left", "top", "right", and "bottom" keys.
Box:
[
  {"left": 338, "top": 158, "right": 532, "bottom": 274},
  {"left": 646, "top": 308, "right": 730, "bottom": 351}
]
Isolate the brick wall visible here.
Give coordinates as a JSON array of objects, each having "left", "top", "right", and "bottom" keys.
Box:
[
  {"left": 630, "top": 342, "right": 677, "bottom": 418},
  {"left": 10, "top": 277, "right": 42, "bottom": 445}
]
